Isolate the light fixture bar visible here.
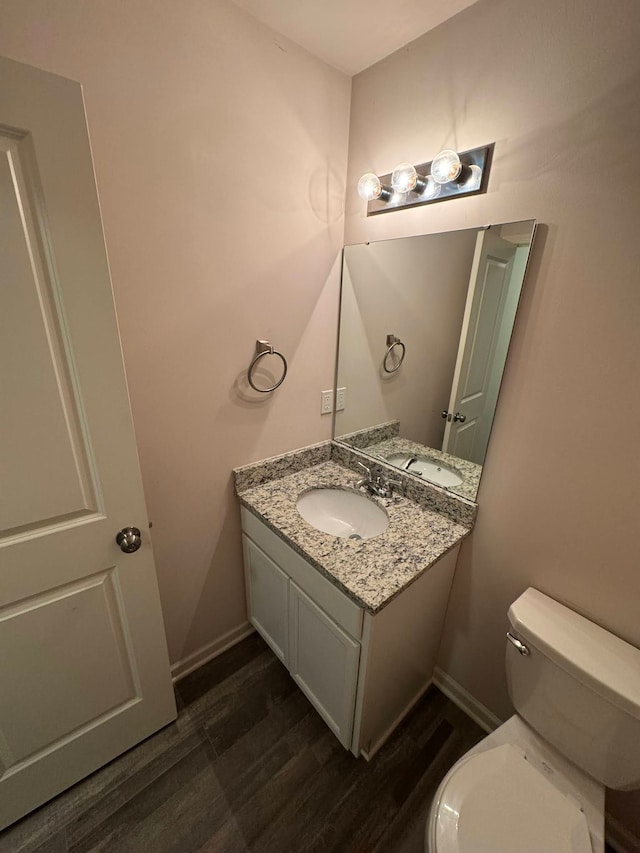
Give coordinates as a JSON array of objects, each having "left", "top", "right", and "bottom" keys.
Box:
[{"left": 364, "top": 143, "right": 494, "bottom": 217}]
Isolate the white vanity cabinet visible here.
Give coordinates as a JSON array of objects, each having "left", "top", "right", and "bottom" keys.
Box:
[{"left": 241, "top": 506, "right": 460, "bottom": 758}]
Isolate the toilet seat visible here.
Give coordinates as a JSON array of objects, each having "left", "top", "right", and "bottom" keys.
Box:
[{"left": 429, "top": 743, "right": 592, "bottom": 853}]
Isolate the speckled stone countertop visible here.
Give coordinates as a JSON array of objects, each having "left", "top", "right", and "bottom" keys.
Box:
[
  {"left": 363, "top": 437, "right": 482, "bottom": 502},
  {"left": 335, "top": 420, "right": 400, "bottom": 450},
  {"left": 235, "top": 457, "right": 471, "bottom": 614}
]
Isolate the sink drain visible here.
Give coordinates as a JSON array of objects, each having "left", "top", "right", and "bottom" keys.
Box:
[{"left": 348, "top": 533, "right": 362, "bottom": 541}]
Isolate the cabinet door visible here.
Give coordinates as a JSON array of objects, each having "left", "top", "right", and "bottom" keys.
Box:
[
  {"left": 243, "top": 536, "right": 289, "bottom": 663},
  {"left": 289, "top": 582, "right": 360, "bottom": 749}
]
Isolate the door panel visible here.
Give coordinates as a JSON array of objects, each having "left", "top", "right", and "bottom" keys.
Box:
[
  {"left": 1, "top": 130, "right": 99, "bottom": 534},
  {"left": 289, "top": 582, "right": 360, "bottom": 749},
  {"left": 243, "top": 535, "right": 289, "bottom": 663},
  {"left": 0, "top": 56, "right": 176, "bottom": 829},
  {"left": 443, "top": 229, "right": 515, "bottom": 463},
  {"left": 0, "top": 569, "right": 138, "bottom": 769}
]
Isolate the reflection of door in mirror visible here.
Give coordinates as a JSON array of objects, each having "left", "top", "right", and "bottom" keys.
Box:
[
  {"left": 443, "top": 226, "right": 529, "bottom": 464},
  {"left": 334, "top": 221, "right": 536, "bottom": 502},
  {"left": 336, "top": 230, "right": 478, "bottom": 447}
]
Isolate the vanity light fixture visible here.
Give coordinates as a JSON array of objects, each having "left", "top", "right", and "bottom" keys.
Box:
[{"left": 358, "top": 143, "right": 494, "bottom": 217}]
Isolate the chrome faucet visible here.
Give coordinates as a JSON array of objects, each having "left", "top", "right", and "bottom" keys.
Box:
[
  {"left": 402, "top": 456, "right": 418, "bottom": 472},
  {"left": 355, "top": 462, "right": 401, "bottom": 498}
]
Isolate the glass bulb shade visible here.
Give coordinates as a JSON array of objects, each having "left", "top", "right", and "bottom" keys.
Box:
[
  {"left": 391, "top": 162, "right": 418, "bottom": 193},
  {"left": 357, "top": 172, "right": 383, "bottom": 201},
  {"left": 431, "top": 149, "right": 463, "bottom": 184}
]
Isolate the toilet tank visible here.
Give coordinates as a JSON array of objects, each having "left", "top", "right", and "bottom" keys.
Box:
[{"left": 506, "top": 588, "right": 640, "bottom": 790}]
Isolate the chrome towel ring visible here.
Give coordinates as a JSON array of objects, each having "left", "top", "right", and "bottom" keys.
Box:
[
  {"left": 383, "top": 334, "right": 406, "bottom": 374},
  {"left": 248, "top": 339, "right": 288, "bottom": 392}
]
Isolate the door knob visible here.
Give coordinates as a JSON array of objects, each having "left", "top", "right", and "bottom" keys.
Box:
[
  {"left": 441, "top": 411, "right": 452, "bottom": 421},
  {"left": 453, "top": 412, "right": 466, "bottom": 423},
  {"left": 116, "top": 526, "right": 142, "bottom": 553}
]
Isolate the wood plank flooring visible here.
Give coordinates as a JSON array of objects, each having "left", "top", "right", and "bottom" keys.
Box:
[{"left": 0, "top": 630, "right": 554, "bottom": 852}]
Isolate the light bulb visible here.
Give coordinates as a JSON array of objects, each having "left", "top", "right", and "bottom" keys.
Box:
[
  {"left": 357, "top": 173, "right": 383, "bottom": 201},
  {"left": 431, "top": 149, "right": 463, "bottom": 184},
  {"left": 391, "top": 162, "right": 419, "bottom": 193}
]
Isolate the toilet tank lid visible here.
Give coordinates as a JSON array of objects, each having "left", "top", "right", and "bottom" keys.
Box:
[{"left": 508, "top": 588, "right": 640, "bottom": 719}]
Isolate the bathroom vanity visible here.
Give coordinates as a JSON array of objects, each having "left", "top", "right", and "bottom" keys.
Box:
[
  {"left": 235, "top": 449, "right": 472, "bottom": 758},
  {"left": 233, "top": 218, "right": 538, "bottom": 759}
]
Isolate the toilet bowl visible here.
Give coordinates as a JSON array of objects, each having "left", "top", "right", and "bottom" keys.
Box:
[
  {"left": 426, "top": 716, "right": 603, "bottom": 852},
  {"left": 425, "top": 588, "right": 640, "bottom": 852}
]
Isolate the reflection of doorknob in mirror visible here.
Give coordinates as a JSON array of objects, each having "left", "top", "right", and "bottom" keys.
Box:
[
  {"left": 453, "top": 412, "right": 466, "bottom": 423},
  {"left": 334, "top": 218, "right": 537, "bottom": 502}
]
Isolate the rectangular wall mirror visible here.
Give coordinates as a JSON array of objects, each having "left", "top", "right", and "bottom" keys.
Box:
[{"left": 334, "top": 219, "right": 537, "bottom": 502}]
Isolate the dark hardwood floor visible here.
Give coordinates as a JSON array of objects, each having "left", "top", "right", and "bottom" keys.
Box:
[{"left": 0, "top": 632, "right": 495, "bottom": 852}]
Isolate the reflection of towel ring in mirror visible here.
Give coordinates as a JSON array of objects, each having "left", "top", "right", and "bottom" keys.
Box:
[
  {"left": 383, "top": 334, "right": 406, "bottom": 374},
  {"left": 248, "top": 339, "right": 288, "bottom": 392}
]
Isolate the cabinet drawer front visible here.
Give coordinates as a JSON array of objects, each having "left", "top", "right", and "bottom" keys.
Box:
[
  {"left": 241, "top": 508, "right": 363, "bottom": 640},
  {"left": 243, "top": 535, "right": 289, "bottom": 663},
  {"left": 289, "top": 582, "right": 360, "bottom": 749}
]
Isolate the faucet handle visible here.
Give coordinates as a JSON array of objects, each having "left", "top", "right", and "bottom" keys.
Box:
[
  {"left": 356, "top": 461, "right": 372, "bottom": 478},
  {"left": 378, "top": 476, "right": 402, "bottom": 497}
]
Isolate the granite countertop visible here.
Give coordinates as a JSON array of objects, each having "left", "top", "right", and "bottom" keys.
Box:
[
  {"left": 236, "top": 459, "right": 471, "bottom": 614},
  {"left": 357, "top": 437, "right": 482, "bottom": 502}
]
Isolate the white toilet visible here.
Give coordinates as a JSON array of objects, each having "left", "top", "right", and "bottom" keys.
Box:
[{"left": 426, "top": 587, "right": 640, "bottom": 852}]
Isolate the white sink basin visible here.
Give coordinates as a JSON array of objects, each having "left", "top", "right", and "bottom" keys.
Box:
[
  {"left": 296, "top": 488, "right": 389, "bottom": 540},
  {"left": 386, "top": 452, "right": 463, "bottom": 488}
]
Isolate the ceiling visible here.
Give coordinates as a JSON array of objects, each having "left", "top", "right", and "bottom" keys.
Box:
[{"left": 230, "top": 0, "right": 480, "bottom": 76}]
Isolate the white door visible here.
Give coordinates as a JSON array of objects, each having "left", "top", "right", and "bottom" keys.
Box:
[
  {"left": 442, "top": 228, "right": 516, "bottom": 464},
  {"left": 0, "top": 57, "right": 176, "bottom": 830}
]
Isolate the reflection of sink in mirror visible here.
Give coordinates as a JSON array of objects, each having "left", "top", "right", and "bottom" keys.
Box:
[
  {"left": 334, "top": 219, "right": 537, "bottom": 502},
  {"left": 385, "top": 453, "right": 463, "bottom": 488},
  {"left": 296, "top": 488, "right": 389, "bottom": 540}
]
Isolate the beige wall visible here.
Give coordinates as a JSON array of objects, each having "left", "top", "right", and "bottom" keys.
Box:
[
  {"left": 0, "top": 0, "right": 351, "bottom": 666},
  {"left": 346, "top": 0, "right": 640, "bottom": 835},
  {"left": 336, "top": 230, "right": 477, "bottom": 446}
]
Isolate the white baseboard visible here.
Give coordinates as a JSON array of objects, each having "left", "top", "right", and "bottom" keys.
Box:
[
  {"left": 605, "top": 812, "right": 640, "bottom": 853},
  {"left": 433, "top": 667, "right": 502, "bottom": 733},
  {"left": 170, "top": 622, "right": 254, "bottom": 682},
  {"left": 360, "top": 680, "right": 434, "bottom": 762}
]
